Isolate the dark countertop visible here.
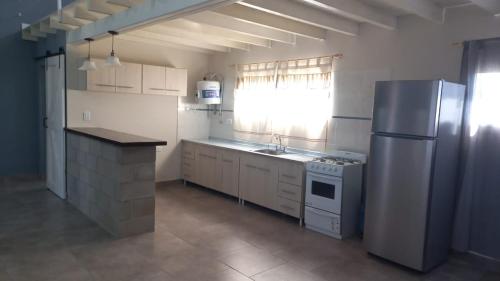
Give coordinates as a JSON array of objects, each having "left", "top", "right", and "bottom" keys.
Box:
[{"left": 66, "top": 127, "right": 167, "bottom": 147}]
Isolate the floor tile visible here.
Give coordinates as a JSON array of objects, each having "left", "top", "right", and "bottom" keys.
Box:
[
  {"left": 218, "top": 247, "right": 286, "bottom": 277},
  {"left": 252, "top": 263, "right": 327, "bottom": 281}
]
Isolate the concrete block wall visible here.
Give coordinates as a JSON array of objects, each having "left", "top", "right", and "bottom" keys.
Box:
[{"left": 66, "top": 132, "right": 156, "bottom": 237}]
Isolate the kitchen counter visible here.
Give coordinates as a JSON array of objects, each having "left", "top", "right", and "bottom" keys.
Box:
[
  {"left": 182, "top": 138, "right": 321, "bottom": 163},
  {"left": 66, "top": 127, "right": 164, "bottom": 237},
  {"left": 65, "top": 127, "right": 167, "bottom": 147}
]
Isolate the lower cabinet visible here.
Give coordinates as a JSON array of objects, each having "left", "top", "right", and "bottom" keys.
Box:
[
  {"left": 182, "top": 141, "right": 305, "bottom": 220},
  {"left": 239, "top": 154, "right": 278, "bottom": 210},
  {"left": 196, "top": 145, "right": 219, "bottom": 189},
  {"left": 218, "top": 149, "right": 239, "bottom": 197}
]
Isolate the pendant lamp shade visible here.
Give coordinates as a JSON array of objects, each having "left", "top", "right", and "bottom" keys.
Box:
[
  {"left": 105, "top": 31, "right": 121, "bottom": 67},
  {"left": 78, "top": 38, "right": 97, "bottom": 71}
]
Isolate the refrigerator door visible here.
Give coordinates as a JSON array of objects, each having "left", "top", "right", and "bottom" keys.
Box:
[
  {"left": 372, "top": 80, "right": 442, "bottom": 137},
  {"left": 364, "top": 134, "right": 435, "bottom": 271}
]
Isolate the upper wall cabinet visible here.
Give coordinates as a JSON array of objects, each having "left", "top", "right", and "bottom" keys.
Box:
[
  {"left": 143, "top": 65, "right": 187, "bottom": 96},
  {"left": 83, "top": 59, "right": 187, "bottom": 96},
  {"left": 115, "top": 62, "right": 143, "bottom": 94},
  {"left": 87, "top": 59, "right": 116, "bottom": 93},
  {"left": 86, "top": 59, "right": 142, "bottom": 94},
  {"left": 142, "top": 65, "right": 166, "bottom": 95}
]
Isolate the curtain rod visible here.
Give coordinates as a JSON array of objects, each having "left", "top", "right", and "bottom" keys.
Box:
[{"left": 228, "top": 53, "right": 343, "bottom": 67}]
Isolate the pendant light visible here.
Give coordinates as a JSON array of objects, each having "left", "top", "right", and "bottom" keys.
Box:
[
  {"left": 78, "top": 38, "right": 97, "bottom": 71},
  {"left": 105, "top": 30, "right": 121, "bottom": 67}
]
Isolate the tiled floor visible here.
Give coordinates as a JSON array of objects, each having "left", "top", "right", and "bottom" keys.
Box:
[{"left": 0, "top": 178, "right": 499, "bottom": 281}]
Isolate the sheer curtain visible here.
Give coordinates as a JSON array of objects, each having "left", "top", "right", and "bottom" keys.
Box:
[
  {"left": 234, "top": 62, "right": 277, "bottom": 137},
  {"left": 234, "top": 56, "right": 333, "bottom": 149},
  {"left": 452, "top": 38, "right": 500, "bottom": 260}
]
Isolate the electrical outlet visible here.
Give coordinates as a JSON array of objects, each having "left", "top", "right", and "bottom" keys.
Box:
[
  {"left": 83, "top": 111, "right": 91, "bottom": 121},
  {"left": 225, "top": 118, "right": 233, "bottom": 125},
  {"left": 156, "top": 146, "right": 163, "bottom": 153}
]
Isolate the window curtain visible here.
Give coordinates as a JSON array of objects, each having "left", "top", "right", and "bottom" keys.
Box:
[
  {"left": 273, "top": 57, "right": 332, "bottom": 142},
  {"left": 234, "top": 57, "right": 333, "bottom": 148},
  {"left": 452, "top": 38, "right": 500, "bottom": 260},
  {"left": 234, "top": 62, "right": 277, "bottom": 136}
]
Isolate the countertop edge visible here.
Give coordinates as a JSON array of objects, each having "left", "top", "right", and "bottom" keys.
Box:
[
  {"left": 182, "top": 139, "right": 314, "bottom": 163},
  {"left": 66, "top": 128, "right": 167, "bottom": 147}
]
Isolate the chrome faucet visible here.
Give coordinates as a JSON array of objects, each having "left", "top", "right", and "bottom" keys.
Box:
[{"left": 273, "top": 134, "right": 286, "bottom": 152}]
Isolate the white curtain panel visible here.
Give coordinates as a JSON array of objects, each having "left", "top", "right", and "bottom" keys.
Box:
[{"left": 234, "top": 57, "right": 333, "bottom": 147}]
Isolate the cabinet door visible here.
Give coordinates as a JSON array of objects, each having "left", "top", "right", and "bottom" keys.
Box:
[
  {"left": 182, "top": 142, "right": 197, "bottom": 183},
  {"left": 142, "top": 64, "right": 166, "bottom": 95},
  {"left": 239, "top": 154, "right": 277, "bottom": 209},
  {"left": 165, "top": 67, "right": 187, "bottom": 96},
  {"left": 196, "top": 145, "right": 219, "bottom": 190},
  {"left": 115, "top": 62, "right": 142, "bottom": 94},
  {"left": 217, "top": 149, "right": 239, "bottom": 197},
  {"left": 87, "top": 59, "right": 115, "bottom": 92}
]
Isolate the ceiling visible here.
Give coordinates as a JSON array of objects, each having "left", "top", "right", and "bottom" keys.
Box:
[{"left": 22, "top": 0, "right": 500, "bottom": 54}]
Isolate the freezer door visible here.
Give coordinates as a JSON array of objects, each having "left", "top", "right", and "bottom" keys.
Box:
[
  {"left": 364, "top": 134, "right": 435, "bottom": 271},
  {"left": 372, "top": 80, "right": 441, "bottom": 137}
]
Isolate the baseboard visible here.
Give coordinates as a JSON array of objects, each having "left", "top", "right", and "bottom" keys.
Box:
[{"left": 155, "top": 179, "right": 183, "bottom": 187}]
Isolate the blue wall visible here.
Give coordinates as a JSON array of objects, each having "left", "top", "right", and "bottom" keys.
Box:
[{"left": 0, "top": 0, "right": 73, "bottom": 176}]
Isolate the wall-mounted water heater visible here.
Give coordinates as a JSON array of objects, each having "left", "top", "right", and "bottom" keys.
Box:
[{"left": 196, "top": 79, "right": 221, "bottom": 105}]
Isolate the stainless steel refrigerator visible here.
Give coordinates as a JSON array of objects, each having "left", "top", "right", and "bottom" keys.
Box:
[{"left": 364, "top": 80, "right": 465, "bottom": 272}]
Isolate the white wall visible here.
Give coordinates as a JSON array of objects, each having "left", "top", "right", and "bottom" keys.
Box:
[
  {"left": 208, "top": 6, "right": 500, "bottom": 154},
  {"left": 67, "top": 39, "right": 211, "bottom": 182}
]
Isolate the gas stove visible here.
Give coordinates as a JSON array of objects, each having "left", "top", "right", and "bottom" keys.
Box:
[
  {"left": 304, "top": 150, "right": 366, "bottom": 239},
  {"left": 305, "top": 151, "right": 366, "bottom": 176}
]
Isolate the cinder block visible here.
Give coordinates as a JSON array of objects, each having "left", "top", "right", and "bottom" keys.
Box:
[
  {"left": 76, "top": 151, "right": 86, "bottom": 166},
  {"left": 80, "top": 136, "right": 90, "bottom": 153},
  {"left": 67, "top": 133, "right": 80, "bottom": 148},
  {"left": 101, "top": 143, "right": 119, "bottom": 161},
  {"left": 67, "top": 160, "right": 80, "bottom": 178},
  {"left": 117, "top": 181, "right": 155, "bottom": 201},
  {"left": 119, "top": 147, "right": 156, "bottom": 164},
  {"left": 88, "top": 172, "right": 100, "bottom": 190},
  {"left": 99, "top": 176, "right": 117, "bottom": 197},
  {"left": 67, "top": 147, "right": 78, "bottom": 161},
  {"left": 111, "top": 200, "right": 132, "bottom": 221},
  {"left": 132, "top": 197, "right": 155, "bottom": 218},
  {"left": 86, "top": 154, "right": 98, "bottom": 171},
  {"left": 134, "top": 163, "right": 155, "bottom": 181},
  {"left": 96, "top": 158, "right": 118, "bottom": 179},
  {"left": 89, "top": 139, "right": 101, "bottom": 155},
  {"left": 79, "top": 166, "right": 90, "bottom": 184}
]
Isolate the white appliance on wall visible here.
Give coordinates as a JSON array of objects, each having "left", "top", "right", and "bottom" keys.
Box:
[
  {"left": 45, "top": 54, "right": 66, "bottom": 199},
  {"left": 305, "top": 151, "right": 366, "bottom": 239},
  {"left": 196, "top": 73, "right": 223, "bottom": 105}
]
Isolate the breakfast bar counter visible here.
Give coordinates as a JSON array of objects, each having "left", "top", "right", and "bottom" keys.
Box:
[{"left": 65, "top": 127, "right": 166, "bottom": 237}]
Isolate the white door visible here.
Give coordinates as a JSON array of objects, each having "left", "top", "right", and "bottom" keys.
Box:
[{"left": 45, "top": 55, "right": 66, "bottom": 199}]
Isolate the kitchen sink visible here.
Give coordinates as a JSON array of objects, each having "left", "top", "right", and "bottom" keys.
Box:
[{"left": 252, "top": 148, "right": 292, "bottom": 155}]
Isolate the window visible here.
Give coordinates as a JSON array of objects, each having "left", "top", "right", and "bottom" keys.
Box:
[
  {"left": 233, "top": 56, "right": 333, "bottom": 149},
  {"left": 470, "top": 72, "right": 500, "bottom": 136}
]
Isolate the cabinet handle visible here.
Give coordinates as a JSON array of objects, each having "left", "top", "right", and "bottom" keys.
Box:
[
  {"left": 281, "top": 174, "right": 296, "bottom": 179},
  {"left": 281, "top": 190, "right": 296, "bottom": 195},
  {"left": 116, "top": 85, "right": 134, "bottom": 89},
  {"left": 149, "top": 88, "right": 180, "bottom": 92},
  {"left": 258, "top": 167, "right": 270, "bottom": 173},
  {"left": 222, "top": 159, "right": 233, "bottom": 163},
  {"left": 199, "top": 153, "right": 216, "bottom": 159},
  {"left": 183, "top": 162, "right": 191, "bottom": 167},
  {"left": 96, "top": 83, "right": 115, "bottom": 87},
  {"left": 245, "top": 164, "right": 257, "bottom": 169},
  {"left": 280, "top": 204, "right": 294, "bottom": 211},
  {"left": 184, "top": 174, "right": 191, "bottom": 178}
]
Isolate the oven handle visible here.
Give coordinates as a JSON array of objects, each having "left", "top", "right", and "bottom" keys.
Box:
[{"left": 307, "top": 171, "right": 343, "bottom": 183}]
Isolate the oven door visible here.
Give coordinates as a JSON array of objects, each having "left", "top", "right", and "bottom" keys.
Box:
[{"left": 305, "top": 172, "right": 342, "bottom": 214}]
